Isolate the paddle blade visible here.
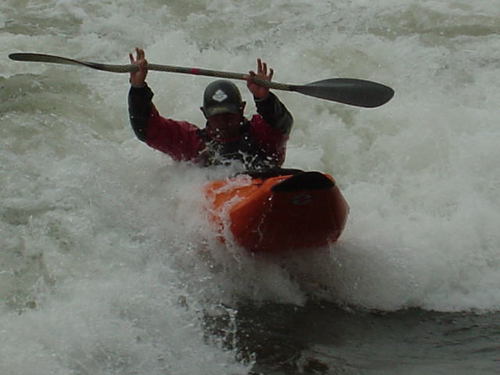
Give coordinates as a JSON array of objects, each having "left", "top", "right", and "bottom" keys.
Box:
[
  {"left": 9, "top": 53, "right": 80, "bottom": 66},
  {"left": 292, "top": 78, "right": 394, "bottom": 108},
  {"left": 9, "top": 53, "right": 134, "bottom": 73}
]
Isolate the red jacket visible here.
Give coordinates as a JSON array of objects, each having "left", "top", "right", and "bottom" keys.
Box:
[{"left": 128, "top": 85, "right": 293, "bottom": 169}]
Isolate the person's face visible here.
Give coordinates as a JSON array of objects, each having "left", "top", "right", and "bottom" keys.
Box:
[{"left": 205, "top": 113, "right": 243, "bottom": 142}]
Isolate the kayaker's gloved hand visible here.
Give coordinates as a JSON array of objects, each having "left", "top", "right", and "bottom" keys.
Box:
[
  {"left": 129, "top": 48, "right": 148, "bottom": 88},
  {"left": 246, "top": 58, "right": 273, "bottom": 100}
]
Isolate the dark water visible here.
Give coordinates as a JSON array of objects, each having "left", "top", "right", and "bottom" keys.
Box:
[{"left": 205, "top": 302, "right": 499, "bottom": 374}]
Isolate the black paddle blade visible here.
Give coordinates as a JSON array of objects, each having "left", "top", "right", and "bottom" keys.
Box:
[
  {"left": 292, "top": 78, "right": 394, "bottom": 108},
  {"left": 9, "top": 53, "right": 83, "bottom": 66},
  {"left": 9, "top": 53, "right": 135, "bottom": 73}
]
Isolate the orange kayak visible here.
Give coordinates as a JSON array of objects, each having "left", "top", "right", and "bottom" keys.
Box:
[{"left": 204, "top": 170, "right": 349, "bottom": 253}]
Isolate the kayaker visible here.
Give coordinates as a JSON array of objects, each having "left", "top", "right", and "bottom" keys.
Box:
[{"left": 128, "top": 48, "right": 293, "bottom": 169}]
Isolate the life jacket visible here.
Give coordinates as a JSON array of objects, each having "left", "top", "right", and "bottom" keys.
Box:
[{"left": 196, "top": 119, "right": 284, "bottom": 169}]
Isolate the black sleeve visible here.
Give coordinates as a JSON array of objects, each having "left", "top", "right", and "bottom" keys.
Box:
[
  {"left": 128, "top": 84, "right": 154, "bottom": 142},
  {"left": 254, "top": 92, "right": 293, "bottom": 135}
]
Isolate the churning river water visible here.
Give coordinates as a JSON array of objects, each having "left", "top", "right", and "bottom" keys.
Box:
[{"left": 1, "top": 1, "right": 499, "bottom": 374}]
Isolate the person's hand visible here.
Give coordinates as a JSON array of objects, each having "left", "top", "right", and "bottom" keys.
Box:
[
  {"left": 246, "top": 58, "right": 273, "bottom": 99},
  {"left": 129, "top": 48, "right": 148, "bottom": 87}
]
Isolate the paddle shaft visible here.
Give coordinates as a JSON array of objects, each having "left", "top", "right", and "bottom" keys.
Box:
[{"left": 151, "top": 63, "right": 291, "bottom": 90}]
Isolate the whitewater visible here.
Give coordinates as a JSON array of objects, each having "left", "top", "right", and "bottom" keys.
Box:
[{"left": 1, "top": 0, "right": 499, "bottom": 374}]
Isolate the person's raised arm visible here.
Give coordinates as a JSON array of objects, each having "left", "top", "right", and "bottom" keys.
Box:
[
  {"left": 246, "top": 59, "right": 293, "bottom": 135},
  {"left": 128, "top": 48, "right": 153, "bottom": 141},
  {"left": 246, "top": 58, "right": 273, "bottom": 100},
  {"left": 129, "top": 48, "right": 148, "bottom": 87}
]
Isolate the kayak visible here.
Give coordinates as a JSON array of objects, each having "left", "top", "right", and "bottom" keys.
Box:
[{"left": 204, "top": 169, "right": 349, "bottom": 253}]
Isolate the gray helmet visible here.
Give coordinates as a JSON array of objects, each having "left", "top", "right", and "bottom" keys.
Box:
[{"left": 202, "top": 80, "right": 243, "bottom": 117}]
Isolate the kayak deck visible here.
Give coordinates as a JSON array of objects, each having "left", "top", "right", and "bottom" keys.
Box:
[{"left": 205, "top": 171, "right": 349, "bottom": 253}]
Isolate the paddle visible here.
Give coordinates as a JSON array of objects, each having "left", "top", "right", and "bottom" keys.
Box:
[{"left": 9, "top": 52, "right": 394, "bottom": 108}]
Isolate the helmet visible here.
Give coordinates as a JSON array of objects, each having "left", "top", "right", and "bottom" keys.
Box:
[{"left": 202, "top": 80, "right": 243, "bottom": 117}]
